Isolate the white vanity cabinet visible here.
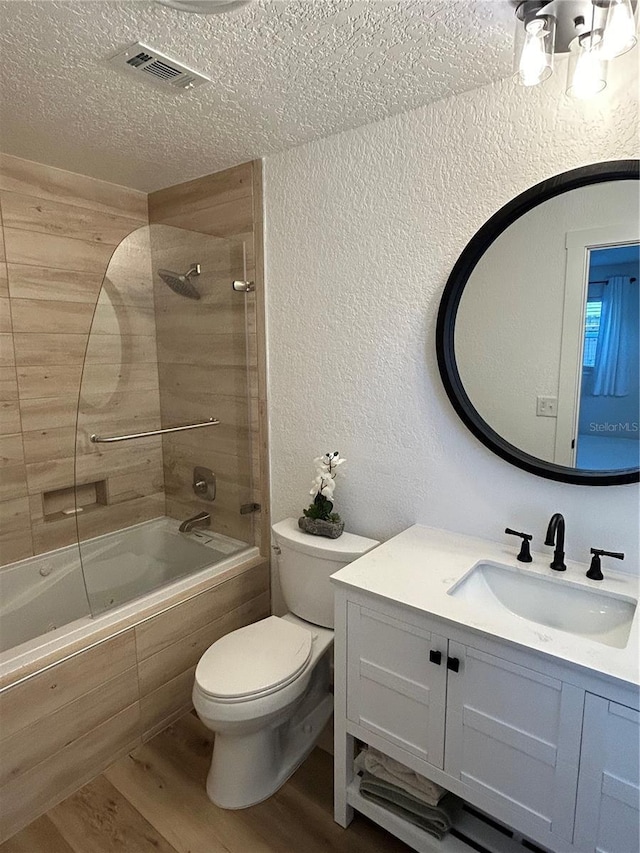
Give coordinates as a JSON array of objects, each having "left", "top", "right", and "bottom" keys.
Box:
[
  {"left": 574, "top": 695, "right": 640, "bottom": 853},
  {"left": 334, "top": 589, "right": 640, "bottom": 853}
]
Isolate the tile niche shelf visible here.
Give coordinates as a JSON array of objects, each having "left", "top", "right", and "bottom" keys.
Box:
[{"left": 42, "top": 480, "right": 108, "bottom": 522}]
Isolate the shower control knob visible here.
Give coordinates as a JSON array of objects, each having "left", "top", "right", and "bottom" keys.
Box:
[{"left": 192, "top": 467, "right": 216, "bottom": 501}]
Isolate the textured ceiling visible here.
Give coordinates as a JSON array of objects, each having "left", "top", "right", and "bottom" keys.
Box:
[{"left": 0, "top": 0, "right": 515, "bottom": 191}]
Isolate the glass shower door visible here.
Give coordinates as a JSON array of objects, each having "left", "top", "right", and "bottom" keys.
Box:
[{"left": 74, "top": 224, "right": 256, "bottom": 616}]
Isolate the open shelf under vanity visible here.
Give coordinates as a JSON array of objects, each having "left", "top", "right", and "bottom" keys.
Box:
[{"left": 347, "top": 778, "right": 550, "bottom": 853}]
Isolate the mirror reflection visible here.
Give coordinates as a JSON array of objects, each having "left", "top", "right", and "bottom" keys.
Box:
[{"left": 455, "top": 180, "right": 639, "bottom": 473}]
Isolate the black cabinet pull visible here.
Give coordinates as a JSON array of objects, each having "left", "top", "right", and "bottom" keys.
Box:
[
  {"left": 447, "top": 656, "right": 460, "bottom": 673},
  {"left": 429, "top": 650, "right": 442, "bottom": 666}
]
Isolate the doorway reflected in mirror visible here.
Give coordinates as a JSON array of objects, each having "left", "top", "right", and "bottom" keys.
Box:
[{"left": 576, "top": 244, "right": 639, "bottom": 471}]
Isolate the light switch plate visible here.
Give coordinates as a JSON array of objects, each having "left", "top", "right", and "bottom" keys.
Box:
[{"left": 536, "top": 396, "right": 558, "bottom": 417}]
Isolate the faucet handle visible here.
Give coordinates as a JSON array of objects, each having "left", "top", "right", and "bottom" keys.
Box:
[
  {"left": 505, "top": 528, "right": 533, "bottom": 563},
  {"left": 586, "top": 548, "right": 624, "bottom": 581}
]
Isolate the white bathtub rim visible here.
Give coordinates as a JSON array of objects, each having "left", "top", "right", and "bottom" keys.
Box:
[{"left": 0, "top": 543, "right": 260, "bottom": 687}]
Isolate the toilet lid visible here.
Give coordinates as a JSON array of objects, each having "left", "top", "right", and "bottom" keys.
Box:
[{"left": 195, "top": 616, "right": 313, "bottom": 700}]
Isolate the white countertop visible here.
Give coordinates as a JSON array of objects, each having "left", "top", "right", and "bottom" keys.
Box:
[{"left": 331, "top": 525, "right": 640, "bottom": 689}]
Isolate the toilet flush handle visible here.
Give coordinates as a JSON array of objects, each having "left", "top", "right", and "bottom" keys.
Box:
[{"left": 272, "top": 544, "right": 281, "bottom": 555}]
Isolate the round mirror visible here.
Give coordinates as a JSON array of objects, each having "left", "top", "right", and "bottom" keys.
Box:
[{"left": 437, "top": 161, "right": 639, "bottom": 486}]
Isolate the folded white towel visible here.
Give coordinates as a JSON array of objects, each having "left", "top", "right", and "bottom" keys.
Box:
[{"left": 355, "top": 747, "right": 447, "bottom": 807}]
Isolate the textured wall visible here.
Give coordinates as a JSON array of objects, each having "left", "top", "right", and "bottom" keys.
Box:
[{"left": 264, "top": 51, "right": 640, "bottom": 585}]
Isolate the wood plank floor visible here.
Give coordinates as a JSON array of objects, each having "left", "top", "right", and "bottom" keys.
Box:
[{"left": 1, "top": 711, "right": 411, "bottom": 852}]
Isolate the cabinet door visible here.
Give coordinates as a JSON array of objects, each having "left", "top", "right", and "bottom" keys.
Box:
[
  {"left": 444, "top": 642, "right": 583, "bottom": 843},
  {"left": 574, "top": 694, "right": 640, "bottom": 853},
  {"left": 346, "top": 603, "right": 447, "bottom": 768}
]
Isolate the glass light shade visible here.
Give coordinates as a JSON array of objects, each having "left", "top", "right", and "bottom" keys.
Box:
[
  {"left": 155, "top": 0, "right": 250, "bottom": 13},
  {"left": 567, "top": 36, "right": 608, "bottom": 99},
  {"left": 601, "top": 0, "right": 637, "bottom": 59},
  {"left": 514, "top": 14, "right": 556, "bottom": 87}
]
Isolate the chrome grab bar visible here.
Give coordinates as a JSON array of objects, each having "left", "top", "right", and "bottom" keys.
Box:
[{"left": 90, "top": 418, "right": 220, "bottom": 444}]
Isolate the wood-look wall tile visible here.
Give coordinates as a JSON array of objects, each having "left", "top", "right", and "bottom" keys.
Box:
[
  {"left": 19, "top": 396, "right": 77, "bottom": 432},
  {"left": 10, "top": 299, "right": 94, "bottom": 335},
  {"left": 135, "top": 562, "right": 269, "bottom": 660},
  {"left": 6, "top": 265, "right": 104, "bottom": 303},
  {"left": 0, "top": 466, "right": 27, "bottom": 503},
  {"left": 107, "top": 469, "right": 165, "bottom": 505},
  {"left": 0, "top": 528, "right": 33, "bottom": 566},
  {"left": 0, "top": 401, "right": 21, "bottom": 435},
  {"left": 0, "top": 334, "right": 15, "bottom": 368},
  {"left": 4, "top": 229, "right": 114, "bottom": 274},
  {"left": 0, "top": 192, "right": 142, "bottom": 247},
  {"left": 139, "top": 669, "right": 193, "bottom": 740},
  {"left": 16, "top": 365, "right": 83, "bottom": 400},
  {"left": 22, "top": 426, "right": 76, "bottom": 465},
  {"left": 13, "top": 334, "right": 88, "bottom": 366},
  {"left": 0, "top": 299, "right": 11, "bottom": 334},
  {"left": 162, "top": 441, "right": 251, "bottom": 488},
  {"left": 156, "top": 333, "right": 250, "bottom": 368},
  {"left": 138, "top": 591, "right": 270, "bottom": 696},
  {"left": 0, "top": 703, "right": 141, "bottom": 843},
  {"left": 0, "top": 368, "right": 18, "bottom": 402},
  {"left": 160, "top": 391, "right": 249, "bottom": 429},
  {"left": 74, "top": 493, "right": 165, "bottom": 542},
  {"left": 0, "top": 154, "right": 148, "bottom": 221},
  {"left": 0, "top": 226, "right": 5, "bottom": 262},
  {"left": 25, "top": 457, "right": 74, "bottom": 494},
  {"left": 0, "top": 434, "right": 24, "bottom": 469},
  {"left": 152, "top": 196, "right": 254, "bottom": 238},
  {"left": 157, "top": 363, "right": 250, "bottom": 401},
  {"left": 31, "top": 520, "right": 77, "bottom": 556},
  {"left": 0, "top": 264, "right": 8, "bottom": 299},
  {"left": 0, "top": 496, "right": 30, "bottom": 530},
  {"left": 83, "top": 335, "right": 157, "bottom": 365},
  {"left": 90, "top": 303, "right": 156, "bottom": 337},
  {"left": 75, "top": 443, "right": 163, "bottom": 483},
  {"left": 0, "top": 630, "right": 137, "bottom": 738},
  {"left": 148, "top": 161, "right": 252, "bottom": 224},
  {"left": 155, "top": 300, "right": 247, "bottom": 337},
  {"left": 0, "top": 667, "right": 139, "bottom": 788},
  {"left": 78, "top": 363, "right": 159, "bottom": 397},
  {"left": 163, "top": 428, "right": 252, "bottom": 477},
  {"left": 76, "top": 388, "right": 161, "bottom": 447}
]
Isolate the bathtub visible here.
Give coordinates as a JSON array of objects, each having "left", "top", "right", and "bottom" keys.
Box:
[{"left": 0, "top": 516, "right": 258, "bottom": 681}]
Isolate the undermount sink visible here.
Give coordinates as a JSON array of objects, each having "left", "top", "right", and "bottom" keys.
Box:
[{"left": 448, "top": 561, "right": 637, "bottom": 649}]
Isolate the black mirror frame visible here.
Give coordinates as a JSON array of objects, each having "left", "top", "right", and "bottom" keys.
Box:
[{"left": 436, "top": 160, "right": 640, "bottom": 487}]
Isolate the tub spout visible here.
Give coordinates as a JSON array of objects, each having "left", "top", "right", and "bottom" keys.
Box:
[{"left": 179, "top": 512, "right": 211, "bottom": 533}]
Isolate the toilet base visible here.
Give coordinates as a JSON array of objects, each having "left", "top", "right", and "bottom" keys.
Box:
[{"left": 206, "top": 692, "right": 334, "bottom": 810}]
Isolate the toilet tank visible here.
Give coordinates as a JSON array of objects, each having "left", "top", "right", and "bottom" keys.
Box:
[{"left": 272, "top": 518, "right": 379, "bottom": 629}]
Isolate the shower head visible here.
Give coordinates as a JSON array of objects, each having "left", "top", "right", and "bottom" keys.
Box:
[{"left": 158, "top": 264, "right": 201, "bottom": 299}]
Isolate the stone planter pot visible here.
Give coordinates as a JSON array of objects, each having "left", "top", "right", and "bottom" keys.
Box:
[{"left": 298, "top": 516, "right": 344, "bottom": 539}]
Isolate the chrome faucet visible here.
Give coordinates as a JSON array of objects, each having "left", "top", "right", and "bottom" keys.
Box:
[
  {"left": 179, "top": 511, "right": 211, "bottom": 533},
  {"left": 544, "top": 513, "right": 566, "bottom": 571}
]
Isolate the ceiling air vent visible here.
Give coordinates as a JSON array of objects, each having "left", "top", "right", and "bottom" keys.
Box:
[{"left": 107, "top": 42, "right": 210, "bottom": 91}]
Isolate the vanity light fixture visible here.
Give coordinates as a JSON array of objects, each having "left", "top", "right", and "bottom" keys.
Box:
[{"left": 512, "top": 0, "right": 637, "bottom": 98}]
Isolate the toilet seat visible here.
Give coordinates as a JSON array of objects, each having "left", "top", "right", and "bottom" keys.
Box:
[{"left": 195, "top": 616, "right": 313, "bottom": 702}]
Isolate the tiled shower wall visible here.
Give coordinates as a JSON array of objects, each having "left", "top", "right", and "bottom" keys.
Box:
[
  {"left": 0, "top": 153, "right": 268, "bottom": 569},
  {"left": 149, "top": 161, "right": 269, "bottom": 555},
  {"left": 0, "top": 153, "right": 163, "bottom": 566}
]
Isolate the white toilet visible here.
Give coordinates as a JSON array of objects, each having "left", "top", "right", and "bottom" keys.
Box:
[{"left": 192, "top": 517, "right": 378, "bottom": 809}]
